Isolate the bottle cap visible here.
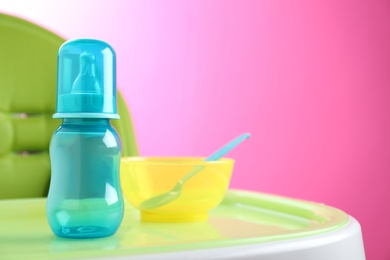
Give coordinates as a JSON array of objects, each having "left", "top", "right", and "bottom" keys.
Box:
[{"left": 53, "top": 39, "right": 119, "bottom": 119}]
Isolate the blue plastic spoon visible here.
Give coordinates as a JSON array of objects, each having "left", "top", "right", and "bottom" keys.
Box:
[{"left": 140, "top": 133, "right": 251, "bottom": 210}]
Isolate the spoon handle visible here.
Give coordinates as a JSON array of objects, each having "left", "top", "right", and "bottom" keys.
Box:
[
  {"left": 205, "top": 133, "right": 251, "bottom": 161},
  {"left": 181, "top": 165, "right": 205, "bottom": 183}
]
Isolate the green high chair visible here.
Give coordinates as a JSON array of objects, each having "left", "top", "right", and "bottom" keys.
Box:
[{"left": 0, "top": 13, "right": 138, "bottom": 199}]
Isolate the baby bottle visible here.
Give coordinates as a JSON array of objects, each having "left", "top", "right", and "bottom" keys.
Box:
[{"left": 46, "top": 39, "right": 124, "bottom": 238}]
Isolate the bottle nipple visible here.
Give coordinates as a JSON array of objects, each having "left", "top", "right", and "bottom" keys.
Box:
[{"left": 71, "top": 52, "right": 101, "bottom": 94}]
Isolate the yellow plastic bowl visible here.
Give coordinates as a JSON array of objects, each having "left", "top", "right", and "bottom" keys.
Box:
[{"left": 120, "top": 157, "right": 235, "bottom": 222}]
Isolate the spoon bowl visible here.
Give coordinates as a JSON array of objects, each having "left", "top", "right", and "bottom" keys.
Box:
[
  {"left": 121, "top": 133, "right": 250, "bottom": 222},
  {"left": 120, "top": 157, "right": 234, "bottom": 222}
]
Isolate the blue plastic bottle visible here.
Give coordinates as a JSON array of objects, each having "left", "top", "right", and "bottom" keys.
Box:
[{"left": 47, "top": 39, "right": 124, "bottom": 238}]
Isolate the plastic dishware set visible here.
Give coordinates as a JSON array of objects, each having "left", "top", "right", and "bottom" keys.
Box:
[
  {"left": 121, "top": 133, "right": 250, "bottom": 223},
  {"left": 46, "top": 39, "right": 249, "bottom": 238}
]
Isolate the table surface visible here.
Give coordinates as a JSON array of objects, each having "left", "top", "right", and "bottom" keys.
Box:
[{"left": 0, "top": 190, "right": 349, "bottom": 260}]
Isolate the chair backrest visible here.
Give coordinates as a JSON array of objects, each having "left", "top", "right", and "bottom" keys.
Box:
[{"left": 0, "top": 13, "right": 138, "bottom": 199}]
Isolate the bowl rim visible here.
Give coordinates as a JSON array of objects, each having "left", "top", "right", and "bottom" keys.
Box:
[{"left": 121, "top": 157, "right": 235, "bottom": 165}]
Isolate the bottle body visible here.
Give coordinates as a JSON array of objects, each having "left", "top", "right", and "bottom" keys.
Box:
[{"left": 47, "top": 118, "right": 124, "bottom": 238}]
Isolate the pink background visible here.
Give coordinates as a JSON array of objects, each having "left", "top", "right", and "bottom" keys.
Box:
[{"left": 1, "top": 0, "right": 389, "bottom": 259}]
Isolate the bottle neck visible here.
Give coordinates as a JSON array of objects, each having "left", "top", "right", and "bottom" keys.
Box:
[{"left": 62, "top": 118, "right": 111, "bottom": 126}]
